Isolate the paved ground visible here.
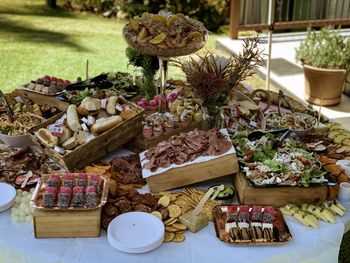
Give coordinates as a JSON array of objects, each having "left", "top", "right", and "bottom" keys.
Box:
[{"left": 216, "top": 30, "right": 350, "bottom": 129}]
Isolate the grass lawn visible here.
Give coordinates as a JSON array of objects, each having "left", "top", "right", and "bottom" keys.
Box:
[{"left": 0, "top": 0, "right": 222, "bottom": 93}]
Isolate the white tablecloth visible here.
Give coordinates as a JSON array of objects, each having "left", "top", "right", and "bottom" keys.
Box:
[
  {"left": 1, "top": 199, "right": 349, "bottom": 263},
  {"left": 1, "top": 148, "right": 350, "bottom": 263}
]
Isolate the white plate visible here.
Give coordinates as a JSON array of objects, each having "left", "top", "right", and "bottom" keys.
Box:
[
  {"left": 0, "top": 183, "right": 16, "bottom": 212},
  {"left": 107, "top": 212, "right": 164, "bottom": 253}
]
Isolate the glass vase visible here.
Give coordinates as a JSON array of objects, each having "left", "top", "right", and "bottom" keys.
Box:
[{"left": 201, "top": 106, "right": 225, "bottom": 130}]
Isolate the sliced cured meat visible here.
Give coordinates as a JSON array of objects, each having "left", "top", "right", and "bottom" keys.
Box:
[{"left": 143, "top": 128, "right": 231, "bottom": 171}]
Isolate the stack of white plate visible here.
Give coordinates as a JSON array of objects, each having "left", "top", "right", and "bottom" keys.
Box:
[
  {"left": 0, "top": 183, "right": 16, "bottom": 212},
  {"left": 107, "top": 212, "right": 164, "bottom": 253}
]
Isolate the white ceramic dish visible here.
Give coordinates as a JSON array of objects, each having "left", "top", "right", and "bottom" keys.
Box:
[
  {"left": 338, "top": 182, "right": 350, "bottom": 202},
  {"left": 107, "top": 212, "right": 164, "bottom": 253},
  {"left": 336, "top": 160, "right": 350, "bottom": 178},
  {"left": 0, "top": 133, "right": 33, "bottom": 148},
  {"left": 0, "top": 183, "right": 16, "bottom": 212}
]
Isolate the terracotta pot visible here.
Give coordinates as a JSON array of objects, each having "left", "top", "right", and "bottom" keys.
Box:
[
  {"left": 344, "top": 71, "right": 350, "bottom": 96},
  {"left": 303, "top": 64, "right": 346, "bottom": 106}
]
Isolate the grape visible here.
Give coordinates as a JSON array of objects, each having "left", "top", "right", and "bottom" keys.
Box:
[
  {"left": 13, "top": 215, "right": 19, "bottom": 222},
  {"left": 19, "top": 203, "right": 26, "bottom": 210}
]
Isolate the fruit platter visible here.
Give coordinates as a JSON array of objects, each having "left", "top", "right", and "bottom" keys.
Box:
[
  {"left": 231, "top": 130, "right": 335, "bottom": 187},
  {"left": 123, "top": 12, "right": 208, "bottom": 58}
]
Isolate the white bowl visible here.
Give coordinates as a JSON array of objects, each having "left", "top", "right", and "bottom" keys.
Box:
[
  {"left": 107, "top": 212, "right": 164, "bottom": 253},
  {"left": 0, "top": 133, "right": 33, "bottom": 148},
  {"left": 0, "top": 183, "right": 16, "bottom": 212}
]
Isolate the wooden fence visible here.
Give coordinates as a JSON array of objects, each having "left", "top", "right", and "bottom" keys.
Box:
[{"left": 229, "top": 0, "right": 350, "bottom": 39}]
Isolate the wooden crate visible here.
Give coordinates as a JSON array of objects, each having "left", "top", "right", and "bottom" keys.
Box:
[
  {"left": 233, "top": 172, "right": 328, "bottom": 206},
  {"left": 3, "top": 91, "right": 66, "bottom": 133},
  {"left": 33, "top": 208, "right": 101, "bottom": 238},
  {"left": 30, "top": 97, "right": 144, "bottom": 170},
  {"left": 126, "top": 121, "right": 202, "bottom": 153},
  {"left": 146, "top": 153, "right": 239, "bottom": 192},
  {"left": 17, "top": 89, "right": 69, "bottom": 111}
]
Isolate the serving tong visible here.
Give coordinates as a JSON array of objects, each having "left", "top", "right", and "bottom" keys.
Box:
[{"left": 0, "top": 90, "right": 15, "bottom": 121}]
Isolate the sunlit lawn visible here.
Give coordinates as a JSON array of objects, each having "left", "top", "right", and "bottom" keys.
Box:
[{"left": 0, "top": 0, "right": 221, "bottom": 92}]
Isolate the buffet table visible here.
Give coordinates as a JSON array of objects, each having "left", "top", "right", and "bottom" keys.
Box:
[{"left": 0, "top": 200, "right": 349, "bottom": 263}]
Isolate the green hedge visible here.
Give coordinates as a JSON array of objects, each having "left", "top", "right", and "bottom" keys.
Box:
[
  {"left": 66, "top": 0, "right": 229, "bottom": 32},
  {"left": 121, "top": 0, "right": 229, "bottom": 32}
]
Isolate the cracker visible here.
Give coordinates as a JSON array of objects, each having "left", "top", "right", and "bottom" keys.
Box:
[
  {"left": 168, "top": 194, "right": 176, "bottom": 202},
  {"left": 151, "top": 211, "right": 163, "bottom": 220},
  {"left": 164, "top": 232, "right": 175, "bottom": 242},
  {"left": 172, "top": 223, "right": 187, "bottom": 231},
  {"left": 168, "top": 204, "right": 182, "bottom": 218},
  {"left": 159, "top": 191, "right": 172, "bottom": 196},
  {"left": 165, "top": 226, "right": 178, "bottom": 232},
  {"left": 158, "top": 196, "right": 171, "bottom": 208},
  {"left": 173, "top": 233, "right": 185, "bottom": 242},
  {"left": 164, "top": 217, "right": 177, "bottom": 226}
]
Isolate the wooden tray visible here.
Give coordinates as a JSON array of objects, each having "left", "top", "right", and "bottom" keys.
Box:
[
  {"left": 30, "top": 173, "right": 109, "bottom": 210},
  {"left": 3, "top": 91, "right": 66, "bottom": 134},
  {"left": 33, "top": 207, "right": 101, "bottom": 238},
  {"left": 233, "top": 172, "right": 328, "bottom": 206},
  {"left": 30, "top": 97, "right": 144, "bottom": 171},
  {"left": 213, "top": 205, "right": 292, "bottom": 245},
  {"left": 20, "top": 86, "right": 64, "bottom": 96},
  {"left": 146, "top": 153, "right": 239, "bottom": 193},
  {"left": 18, "top": 88, "right": 69, "bottom": 111},
  {"left": 126, "top": 121, "right": 202, "bottom": 153}
]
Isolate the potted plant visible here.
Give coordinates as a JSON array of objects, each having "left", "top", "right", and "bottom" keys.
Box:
[{"left": 296, "top": 26, "right": 350, "bottom": 106}]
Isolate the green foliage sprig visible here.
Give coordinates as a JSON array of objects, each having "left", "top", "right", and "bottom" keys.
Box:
[{"left": 125, "top": 47, "right": 159, "bottom": 99}]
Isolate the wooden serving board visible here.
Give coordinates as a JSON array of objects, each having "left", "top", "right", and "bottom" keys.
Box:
[
  {"left": 33, "top": 207, "right": 101, "bottom": 238},
  {"left": 126, "top": 121, "right": 202, "bottom": 153},
  {"left": 18, "top": 89, "right": 69, "bottom": 111},
  {"left": 146, "top": 153, "right": 239, "bottom": 193},
  {"left": 233, "top": 172, "right": 328, "bottom": 206}
]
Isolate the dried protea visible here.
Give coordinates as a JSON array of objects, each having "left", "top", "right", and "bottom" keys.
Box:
[{"left": 174, "top": 37, "right": 263, "bottom": 107}]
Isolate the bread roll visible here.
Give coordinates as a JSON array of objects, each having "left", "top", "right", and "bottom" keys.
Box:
[
  {"left": 77, "top": 105, "right": 89, "bottom": 116},
  {"left": 78, "top": 98, "right": 101, "bottom": 115},
  {"left": 58, "top": 126, "right": 73, "bottom": 144},
  {"left": 35, "top": 128, "right": 58, "bottom": 148},
  {"left": 67, "top": 105, "right": 82, "bottom": 132},
  {"left": 62, "top": 136, "right": 79, "bottom": 150},
  {"left": 83, "top": 98, "right": 101, "bottom": 111},
  {"left": 91, "top": 115, "right": 123, "bottom": 134},
  {"left": 96, "top": 110, "right": 110, "bottom": 119},
  {"left": 120, "top": 109, "right": 137, "bottom": 120},
  {"left": 106, "top": 96, "right": 117, "bottom": 115}
]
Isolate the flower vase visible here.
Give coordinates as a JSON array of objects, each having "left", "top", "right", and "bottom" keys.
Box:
[{"left": 201, "top": 106, "right": 225, "bottom": 130}]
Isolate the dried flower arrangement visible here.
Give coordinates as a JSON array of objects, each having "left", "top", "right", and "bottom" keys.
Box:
[{"left": 174, "top": 37, "right": 263, "bottom": 110}]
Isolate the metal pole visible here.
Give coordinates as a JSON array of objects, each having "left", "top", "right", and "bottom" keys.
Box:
[
  {"left": 266, "top": 0, "right": 275, "bottom": 91},
  {"left": 158, "top": 57, "right": 168, "bottom": 112}
]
